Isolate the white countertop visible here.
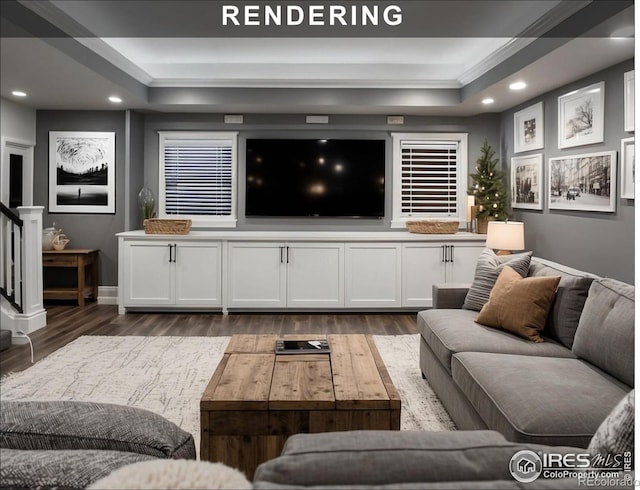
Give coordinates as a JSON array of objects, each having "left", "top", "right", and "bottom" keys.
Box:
[{"left": 117, "top": 229, "right": 487, "bottom": 242}]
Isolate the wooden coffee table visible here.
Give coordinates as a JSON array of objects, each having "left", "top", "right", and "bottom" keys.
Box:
[{"left": 200, "top": 334, "right": 401, "bottom": 478}]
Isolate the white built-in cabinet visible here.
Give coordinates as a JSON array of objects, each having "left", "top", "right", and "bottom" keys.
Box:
[
  {"left": 120, "top": 239, "right": 222, "bottom": 311},
  {"left": 345, "top": 243, "right": 402, "bottom": 307},
  {"left": 117, "top": 231, "right": 485, "bottom": 314},
  {"left": 402, "top": 243, "right": 482, "bottom": 307},
  {"left": 225, "top": 242, "right": 344, "bottom": 309}
]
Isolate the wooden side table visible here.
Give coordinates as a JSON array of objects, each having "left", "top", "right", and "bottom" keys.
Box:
[{"left": 42, "top": 249, "right": 99, "bottom": 306}]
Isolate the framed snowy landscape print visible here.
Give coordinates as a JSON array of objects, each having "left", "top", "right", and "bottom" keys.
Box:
[
  {"left": 49, "top": 131, "right": 116, "bottom": 214},
  {"left": 514, "top": 102, "right": 544, "bottom": 153},
  {"left": 558, "top": 82, "right": 605, "bottom": 149}
]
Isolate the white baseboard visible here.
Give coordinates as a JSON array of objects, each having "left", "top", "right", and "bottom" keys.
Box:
[{"left": 98, "top": 286, "right": 118, "bottom": 305}]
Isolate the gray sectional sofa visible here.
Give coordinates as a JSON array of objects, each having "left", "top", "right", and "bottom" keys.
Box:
[
  {"left": 253, "top": 254, "right": 635, "bottom": 489},
  {"left": 418, "top": 256, "right": 634, "bottom": 447}
]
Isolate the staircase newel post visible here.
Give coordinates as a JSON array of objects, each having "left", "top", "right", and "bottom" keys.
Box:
[{"left": 17, "top": 206, "right": 44, "bottom": 317}]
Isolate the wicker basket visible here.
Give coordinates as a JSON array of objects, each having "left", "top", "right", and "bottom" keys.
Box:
[
  {"left": 144, "top": 219, "right": 192, "bottom": 235},
  {"left": 406, "top": 220, "right": 459, "bottom": 234}
]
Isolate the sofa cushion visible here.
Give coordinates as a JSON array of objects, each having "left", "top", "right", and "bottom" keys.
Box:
[
  {"left": 0, "top": 448, "right": 155, "bottom": 490},
  {"left": 255, "top": 430, "right": 521, "bottom": 486},
  {"left": 588, "top": 389, "right": 634, "bottom": 460},
  {"left": 572, "top": 279, "right": 634, "bottom": 387},
  {"left": 476, "top": 266, "right": 560, "bottom": 342},
  {"left": 463, "top": 249, "right": 532, "bottom": 311},
  {"left": 452, "top": 352, "right": 630, "bottom": 448},
  {"left": 418, "top": 309, "right": 574, "bottom": 375},
  {"left": 0, "top": 401, "right": 196, "bottom": 460},
  {"left": 528, "top": 259, "right": 596, "bottom": 349}
]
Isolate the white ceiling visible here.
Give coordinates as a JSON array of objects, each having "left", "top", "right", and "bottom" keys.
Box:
[{"left": 0, "top": 0, "right": 634, "bottom": 115}]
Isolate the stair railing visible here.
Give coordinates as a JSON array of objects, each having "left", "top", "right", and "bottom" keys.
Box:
[{"left": 0, "top": 202, "right": 24, "bottom": 313}]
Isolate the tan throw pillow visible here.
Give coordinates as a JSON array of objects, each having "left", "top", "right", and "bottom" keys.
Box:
[{"left": 476, "top": 265, "right": 560, "bottom": 342}]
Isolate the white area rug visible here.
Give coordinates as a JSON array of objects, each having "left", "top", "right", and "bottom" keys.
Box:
[{"left": 1, "top": 334, "right": 454, "bottom": 455}]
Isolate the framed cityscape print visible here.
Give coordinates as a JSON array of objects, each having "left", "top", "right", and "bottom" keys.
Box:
[
  {"left": 620, "top": 137, "right": 634, "bottom": 199},
  {"left": 49, "top": 131, "right": 116, "bottom": 214},
  {"left": 547, "top": 151, "right": 616, "bottom": 212},
  {"left": 511, "top": 154, "right": 543, "bottom": 210},
  {"left": 514, "top": 102, "right": 544, "bottom": 153},
  {"left": 557, "top": 81, "right": 605, "bottom": 149},
  {"left": 624, "top": 70, "right": 634, "bottom": 132}
]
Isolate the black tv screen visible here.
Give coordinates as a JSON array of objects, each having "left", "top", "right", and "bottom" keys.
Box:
[{"left": 246, "top": 139, "right": 385, "bottom": 217}]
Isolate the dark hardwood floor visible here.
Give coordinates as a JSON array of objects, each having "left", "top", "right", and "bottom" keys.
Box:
[{"left": 1, "top": 303, "right": 418, "bottom": 376}]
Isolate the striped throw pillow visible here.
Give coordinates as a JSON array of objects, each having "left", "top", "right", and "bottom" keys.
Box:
[{"left": 462, "top": 248, "right": 532, "bottom": 311}]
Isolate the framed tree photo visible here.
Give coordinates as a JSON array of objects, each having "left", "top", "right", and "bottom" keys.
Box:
[
  {"left": 548, "top": 151, "right": 616, "bottom": 212},
  {"left": 514, "top": 102, "right": 544, "bottom": 153},
  {"left": 511, "top": 154, "right": 543, "bottom": 210},
  {"left": 557, "top": 81, "right": 605, "bottom": 149},
  {"left": 620, "top": 137, "right": 634, "bottom": 199},
  {"left": 49, "top": 131, "right": 116, "bottom": 214}
]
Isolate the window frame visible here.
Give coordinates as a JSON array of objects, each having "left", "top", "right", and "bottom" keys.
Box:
[
  {"left": 390, "top": 132, "right": 469, "bottom": 229},
  {"left": 158, "top": 131, "right": 238, "bottom": 228}
]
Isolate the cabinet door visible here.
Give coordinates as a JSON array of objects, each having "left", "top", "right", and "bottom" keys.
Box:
[
  {"left": 402, "top": 244, "right": 447, "bottom": 307},
  {"left": 286, "top": 243, "right": 344, "bottom": 308},
  {"left": 226, "top": 242, "right": 286, "bottom": 308},
  {"left": 446, "top": 244, "right": 483, "bottom": 283},
  {"left": 123, "top": 241, "right": 173, "bottom": 306},
  {"left": 345, "top": 244, "right": 402, "bottom": 307},
  {"left": 174, "top": 241, "right": 222, "bottom": 306}
]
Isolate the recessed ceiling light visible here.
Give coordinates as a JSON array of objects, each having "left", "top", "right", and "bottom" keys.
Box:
[
  {"left": 482, "top": 98, "right": 495, "bottom": 105},
  {"left": 509, "top": 81, "right": 527, "bottom": 91},
  {"left": 108, "top": 96, "right": 122, "bottom": 103},
  {"left": 12, "top": 90, "right": 27, "bottom": 97}
]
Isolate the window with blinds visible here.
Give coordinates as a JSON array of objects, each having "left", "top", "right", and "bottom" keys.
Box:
[
  {"left": 391, "top": 133, "right": 468, "bottom": 228},
  {"left": 159, "top": 132, "right": 238, "bottom": 226}
]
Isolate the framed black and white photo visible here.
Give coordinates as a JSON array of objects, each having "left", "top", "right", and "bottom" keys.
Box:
[
  {"left": 624, "top": 70, "right": 634, "bottom": 132},
  {"left": 511, "top": 154, "right": 543, "bottom": 210},
  {"left": 557, "top": 82, "right": 605, "bottom": 149},
  {"left": 48, "top": 131, "right": 116, "bottom": 214},
  {"left": 514, "top": 102, "right": 544, "bottom": 153},
  {"left": 548, "top": 151, "right": 616, "bottom": 212},
  {"left": 620, "top": 137, "right": 634, "bottom": 199}
]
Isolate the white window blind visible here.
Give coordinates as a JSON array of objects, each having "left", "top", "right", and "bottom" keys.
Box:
[
  {"left": 400, "top": 140, "right": 458, "bottom": 216},
  {"left": 391, "top": 133, "right": 467, "bottom": 228},
  {"left": 159, "top": 132, "right": 238, "bottom": 227}
]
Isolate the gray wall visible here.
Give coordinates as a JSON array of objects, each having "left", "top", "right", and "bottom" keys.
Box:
[
  {"left": 35, "top": 110, "right": 126, "bottom": 286},
  {"left": 143, "top": 113, "right": 501, "bottom": 231},
  {"left": 500, "top": 59, "right": 634, "bottom": 283},
  {"left": 1, "top": 97, "right": 36, "bottom": 144}
]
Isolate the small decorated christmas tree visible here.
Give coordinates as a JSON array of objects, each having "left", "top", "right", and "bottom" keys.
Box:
[{"left": 468, "top": 139, "right": 510, "bottom": 221}]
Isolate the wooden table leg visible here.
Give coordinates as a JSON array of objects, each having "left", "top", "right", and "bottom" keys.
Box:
[
  {"left": 91, "top": 254, "right": 98, "bottom": 302},
  {"left": 77, "top": 256, "right": 86, "bottom": 306}
]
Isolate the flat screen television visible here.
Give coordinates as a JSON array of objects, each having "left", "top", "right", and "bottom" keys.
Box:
[{"left": 245, "top": 139, "right": 385, "bottom": 217}]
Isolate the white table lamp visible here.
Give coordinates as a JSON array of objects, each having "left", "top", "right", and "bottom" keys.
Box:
[{"left": 486, "top": 221, "right": 525, "bottom": 255}]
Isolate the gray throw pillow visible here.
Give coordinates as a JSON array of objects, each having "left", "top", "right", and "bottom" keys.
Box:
[
  {"left": 528, "top": 261, "right": 594, "bottom": 349},
  {"left": 462, "top": 248, "right": 532, "bottom": 311},
  {"left": 588, "top": 390, "right": 634, "bottom": 462}
]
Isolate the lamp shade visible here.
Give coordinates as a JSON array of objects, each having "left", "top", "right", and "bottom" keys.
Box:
[{"left": 486, "top": 221, "right": 525, "bottom": 251}]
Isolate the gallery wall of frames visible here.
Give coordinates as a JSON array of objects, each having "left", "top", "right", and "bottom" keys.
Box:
[{"left": 510, "top": 69, "right": 634, "bottom": 215}]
